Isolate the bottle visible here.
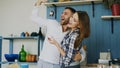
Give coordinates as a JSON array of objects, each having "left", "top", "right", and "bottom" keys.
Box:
[
  {"left": 107, "top": 49, "right": 111, "bottom": 60},
  {"left": 19, "top": 44, "right": 26, "bottom": 62},
  {"left": 14, "top": 59, "right": 19, "bottom": 68},
  {"left": 38, "top": 27, "right": 42, "bottom": 36}
]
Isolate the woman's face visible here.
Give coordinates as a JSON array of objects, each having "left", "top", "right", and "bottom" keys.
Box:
[{"left": 68, "top": 12, "right": 80, "bottom": 30}]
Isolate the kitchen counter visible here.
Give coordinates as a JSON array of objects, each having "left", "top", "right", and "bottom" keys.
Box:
[
  {"left": 81, "top": 64, "right": 120, "bottom": 68},
  {"left": 81, "top": 66, "right": 97, "bottom": 68},
  {"left": 80, "top": 64, "right": 97, "bottom": 68}
]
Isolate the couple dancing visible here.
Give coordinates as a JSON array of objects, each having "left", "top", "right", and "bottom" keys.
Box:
[{"left": 31, "top": 0, "right": 90, "bottom": 68}]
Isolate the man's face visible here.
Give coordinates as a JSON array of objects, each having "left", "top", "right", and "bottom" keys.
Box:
[{"left": 60, "top": 9, "right": 73, "bottom": 25}]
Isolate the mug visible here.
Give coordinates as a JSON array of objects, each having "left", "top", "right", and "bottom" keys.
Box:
[
  {"left": 20, "top": 32, "right": 25, "bottom": 37},
  {"left": 20, "top": 64, "right": 29, "bottom": 68}
]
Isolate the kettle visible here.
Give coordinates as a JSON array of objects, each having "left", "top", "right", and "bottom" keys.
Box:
[{"left": 109, "top": 58, "right": 120, "bottom": 68}]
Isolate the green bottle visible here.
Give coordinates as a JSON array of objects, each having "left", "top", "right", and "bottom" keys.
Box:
[{"left": 19, "top": 44, "right": 26, "bottom": 62}]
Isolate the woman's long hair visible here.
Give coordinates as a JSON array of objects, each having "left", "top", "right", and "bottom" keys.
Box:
[{"left": 74, "top": 11, "right": 90, "bottom": 49}]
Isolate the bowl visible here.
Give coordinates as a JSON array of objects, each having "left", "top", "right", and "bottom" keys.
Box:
[{"left": 4, "top": 54, "right": 19, "bottom": 62}]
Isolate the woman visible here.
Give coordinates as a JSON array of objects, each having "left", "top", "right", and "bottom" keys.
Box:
[{"left": 48, "top": 11, "right": 90, "bottom": 68}]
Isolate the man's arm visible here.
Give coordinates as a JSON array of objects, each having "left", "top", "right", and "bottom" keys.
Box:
[{"left": 31, "top": 0, "right": 48, "bottom": 27}]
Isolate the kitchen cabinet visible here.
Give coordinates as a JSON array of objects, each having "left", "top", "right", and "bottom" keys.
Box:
[
  {"left": 101, "top": 15, "right": 120, "bottom": 34},
  {"left": 0, "top": 36, "right": 42, "bottom": 68}
]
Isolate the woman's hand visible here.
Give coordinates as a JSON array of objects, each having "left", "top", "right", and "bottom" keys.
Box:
[
  {"left": 48, "top": 36, "right": 58, "bottom": 46},
  {"left": 48, "top": 36, "right": 66, "bottom": 56}
]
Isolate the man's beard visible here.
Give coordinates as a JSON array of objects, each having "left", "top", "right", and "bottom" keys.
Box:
[
  {"left": 61, "top": 19, "right": 69, "bottom": 25},
  {"left": 61, "top": 22, "right": 68, "bottom": 25}
]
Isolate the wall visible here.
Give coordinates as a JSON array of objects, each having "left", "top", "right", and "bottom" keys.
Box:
[
  {"left": 0, "top": 36, "right": 2, "bottom": 68},
  {"left": 0, "top": 0, "right": 46, "bottom": 68},
  {"left": 47, "top": 3, "right": 120, "bottom": 63},
  {"left": 0, "top": 0, "right": 47, "bottom": 36}
]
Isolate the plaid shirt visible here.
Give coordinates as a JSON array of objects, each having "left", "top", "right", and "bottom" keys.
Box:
[{"left": 60, "top": 29, "right": 82, "bottom": 67}]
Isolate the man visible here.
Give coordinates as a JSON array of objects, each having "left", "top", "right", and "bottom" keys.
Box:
[{"left": 31, "top": 0, "right": 86, "bottom": 68}]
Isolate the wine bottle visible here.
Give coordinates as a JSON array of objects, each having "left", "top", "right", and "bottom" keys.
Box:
[{"left": 19, "top": 44, "right": 26, "bottom": 62}]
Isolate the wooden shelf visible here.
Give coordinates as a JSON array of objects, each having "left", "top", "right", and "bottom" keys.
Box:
[
  {"left": 101, "top": 16, "right": 120, "bottom": 19},
  {"left": 2, "top": 36, "right": 41, "bottom": 55},
  {"left": 3, "top": 36, "right": 39, "bottom": 40},
  {"left": 101, "top": 15, "right": 120, "bottom": 34},
  {"left": 0, "top": 61, "right": 37, "bottom": 64},
  {"left": 44, "top": 0, "right": 103, "bottom": 6}
]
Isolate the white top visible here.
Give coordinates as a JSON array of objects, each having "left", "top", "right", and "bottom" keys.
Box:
[{"left": 31, "top": 7, "right": 86, "bottom": 65}]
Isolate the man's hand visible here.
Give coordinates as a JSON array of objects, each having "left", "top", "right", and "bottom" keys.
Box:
[
  {"left": 35, "top": 0, "right": 47, "bottom": 7},
  {"left": 41, "top": 0, "right": 47, "bottom": 3},
  {"left": 73, "top": 51, "right": 82, "bottom": 61}
]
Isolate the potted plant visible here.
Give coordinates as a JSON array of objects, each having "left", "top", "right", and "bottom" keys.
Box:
[{"left": 103, "top": 0, "right": 120, "bottom": 16}]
